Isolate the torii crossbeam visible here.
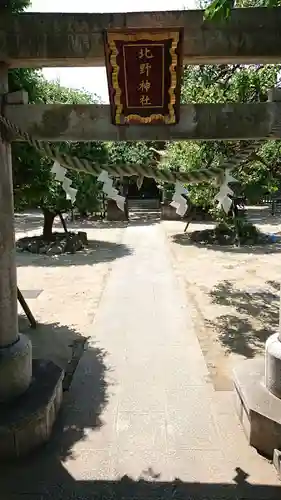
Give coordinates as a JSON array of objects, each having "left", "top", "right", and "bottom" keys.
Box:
[{"left": 1, "top": 8, "right": 281, "bottom": 67}]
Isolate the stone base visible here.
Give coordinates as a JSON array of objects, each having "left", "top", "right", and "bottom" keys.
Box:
[
  {"left": 0, "top": 359, "right": 64, "bottom": 459},
  {"left": 0, "top": 333, "right": 32, "bottom": 402},
  {"left": 161, "top": 202, "right": 182, "bottom": 221},
  {"left": 265, "top": 332, "right": 281, "bottom": 398},
  {"left": 234, "top": 358, "right": 281, "bottom": 457},
  {"left": 107, "top": 199, "right": 128, "bottom": 221}
]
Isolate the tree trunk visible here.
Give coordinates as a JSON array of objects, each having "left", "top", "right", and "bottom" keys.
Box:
[
  {"left": 232, "top": 203, "right": 241, "bottom": 248},
  {"left": 58, "top": 212, "right": 68, "bottom": 234},
  {"left": 42, "top": 209, "right": 56, "bottom": 241}
]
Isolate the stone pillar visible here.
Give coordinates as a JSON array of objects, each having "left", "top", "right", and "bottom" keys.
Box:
[
  {"left": 0, "top": 63, "right": 32, "bottom": 402},
  {"left": 233, "top": 87, "right": 281, "bottom": 458},
  {"left": 264, "top": 282, "right": 281, "bottom": 397},
  {"left": 264, "top": 89, "right": 281, "bottom": 397},
  {"left": 0, "top": 67, "right": 63, "bottom": 460}
]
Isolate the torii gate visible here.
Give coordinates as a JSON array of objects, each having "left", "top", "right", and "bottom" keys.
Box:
[{"left": 1, "top": 7, "right": 281, "bottom": 460}]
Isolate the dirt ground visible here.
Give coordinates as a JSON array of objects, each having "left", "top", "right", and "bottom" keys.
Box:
[
  {"left": 15, "top": 212, "right": 128, "bottom": 371},
  {"left": 163, "top": 206, "right": 281, "bottom": 390}
]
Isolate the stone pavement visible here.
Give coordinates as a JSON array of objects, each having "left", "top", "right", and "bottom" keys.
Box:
[{"left": 1, "top": 221, "right": 281, "bottom": 499}]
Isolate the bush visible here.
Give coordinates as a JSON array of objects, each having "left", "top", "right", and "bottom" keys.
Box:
[{"left": 188, "top": 218, "right": 272, "bottom": 246}]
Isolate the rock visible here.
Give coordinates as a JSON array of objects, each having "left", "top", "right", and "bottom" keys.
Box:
[
  {"left": 38, "top": 245, "right": 48, "bottom": 254},
  {"left": 17, "top": 231, "right": 88, "bottom": 255},
  {"left": 27, "top": 241, "right": 41, "bottom": 253},
  {"left": 46, "top": 243, "right": 65, "bottom": 255},
  {"left": 16, "top": 237, "right": 31, "bottom": 251},
  {"left": 65, "top": 234, "right": 83, "bottom": 253},
  {"left": 78, "top": 231, "right": 88, "bottom": 246}
]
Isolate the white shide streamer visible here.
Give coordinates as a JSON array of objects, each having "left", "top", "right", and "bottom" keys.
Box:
[
  {"left": 51, "top": 160, "right": 78, "bottom": 204},
  {"left": 97, "top": 170, "right": 125, "bottom": 211},
  {"left": 170, "top": 181, "right": 188, "bottom": 217},
  {"left": 214, "top": 169, "right": 238, "bottom": 213}
]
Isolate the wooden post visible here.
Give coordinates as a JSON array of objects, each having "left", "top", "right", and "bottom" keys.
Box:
[
  {"left": 17, "top": 288, "right": 36, "bottom": 329},
  {"left": 0, "top": 63, "right": 32, "bottom": 402}
]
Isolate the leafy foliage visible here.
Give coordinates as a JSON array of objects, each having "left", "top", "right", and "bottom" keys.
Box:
[
  {"left": 163, "top": 63, "right": 280, "bottom": 216},
  {"left": 107, "top": 140, "right": 165, "bottom": 166},
  {"left": 7, "top": 0, "right": 104, "bottom": 229},
  {"left": 189, "top": 219, "right": 271, "bottom": 245},
  {"left": 11, "top": 70, "right": 107, "bottom": 234},
  {"left": 0, "top": 0, "right": 30, "bottom": 12},
  {"left": 205, "top": 0, "right": 281, "bottom": 21},
  {"left": 107, "top": 140, "right": 165, "bottom": 194}
]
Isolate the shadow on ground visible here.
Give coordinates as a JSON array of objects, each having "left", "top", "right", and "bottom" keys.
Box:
[
  {"left": 207, "top": 280, "right": 279, "bottom": 358},
  {"left": 5, "top": 316, "right": 111, "bottom": 465},
  {"left": 18, "top": 315, "right": 89, "bottom": 371},
  {"left": 0, "top": 464, "right": 280, "bottom": 499},
  {"left": 0, "top": 325, "right": 279, "bottom": 497},
  {"left": 50, "top": 336, "right": 110, "bottom": 462},
  {"left": 171, "top": 233, "right": 281, "bottom": 255},
  {"left": 17, "top": 239, "right": 132, "bottom": 267}
]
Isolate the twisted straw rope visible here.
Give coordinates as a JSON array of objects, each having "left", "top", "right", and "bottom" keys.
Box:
[{"left": 0, "top": 108, "right": 279, "bottom": 185}]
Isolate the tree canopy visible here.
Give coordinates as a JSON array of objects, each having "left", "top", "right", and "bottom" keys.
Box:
[
  {"left": 162, "top": 63, "right": 280, "bottom": 211},
  {"left": 205, "top": 0, "right": 281, "bottom": 21},
  {"left": 11, "top": 69, "right": 108, "bottom": 237},
  {"left": 0, "top": 0, "right": 30, "bottom": 12}
]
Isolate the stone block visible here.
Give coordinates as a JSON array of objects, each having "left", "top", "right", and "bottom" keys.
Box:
[
  {"left": 273, "top": 448, "right": 281, "bottom": 478},
  {"left": 268, "top": 87, "right": 281, "bottom": 102},
  {"left": 233, "top": 358, "right": 281, "bottom": 457},
  {"left": 161, "top": 202, "right": 182, "bottom": 221},
  {"left": 6, "top": 90, "right": 29, "bottom": 104},
  {"left": 0, "top": 359, "right": 64, "bottom": 459},
  {"left": 78, "top": 231, "right": 88, "bottom": 246},
  {"left": 107, "top": 199, "right": 128, "bottom": 221}
]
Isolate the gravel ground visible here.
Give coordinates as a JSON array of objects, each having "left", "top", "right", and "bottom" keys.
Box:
[
  {"left": 16, "top": 212, "right": 128, "bottom": 370},
  {"left": 16, "top": 207, "right": 281, "bottom": 391},
  {"left": 163, "top": 206, "right": 281, "bottom": 390}
]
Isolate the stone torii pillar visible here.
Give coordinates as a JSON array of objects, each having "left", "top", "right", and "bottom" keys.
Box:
[
  {"left": 0, "top": 63, "right": 32, "bottom": 401},
  {"left": 0, "top": 64, "right": 63, "bottom": 459},
  {"left": 266, "top": 316, "right": 281, "bottom": 398},
  {"left": 234, "top": 88, "right": 281, "bottom": 461}
]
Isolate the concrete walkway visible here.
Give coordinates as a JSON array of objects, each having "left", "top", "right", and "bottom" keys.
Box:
[{"left": 1, "top": 222, "right": 280, "bottom": 499}]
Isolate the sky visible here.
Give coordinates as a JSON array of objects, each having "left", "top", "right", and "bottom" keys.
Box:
[{"left": 28, "top": 0, "right": 197, "bottom": 103}]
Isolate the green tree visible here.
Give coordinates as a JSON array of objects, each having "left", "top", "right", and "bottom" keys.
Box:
[
  {"left": 163, "top": 63, "right": 279, "bottom": 219},
  {"left": 107, "top": 140, "right": 165, "bottom": 166},
  {"left": 205, "top": 0, "right": 281, "bottom": 21},
  {"left": 0, "top": 0, "right": 30, "bottom": 12},
  {"left": 107, "top": 140, "right": 166, "bottom": 196},
  {"left": 6, "top": 0, "right": 107, "bottom": 239},
  {"left": 12, "top": 74, "right": 106, "bottom": 239}
]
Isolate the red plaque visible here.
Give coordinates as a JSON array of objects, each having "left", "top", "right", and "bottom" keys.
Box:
[{"left": 104, "top": 29, "right": 182, "bottom": 125}]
